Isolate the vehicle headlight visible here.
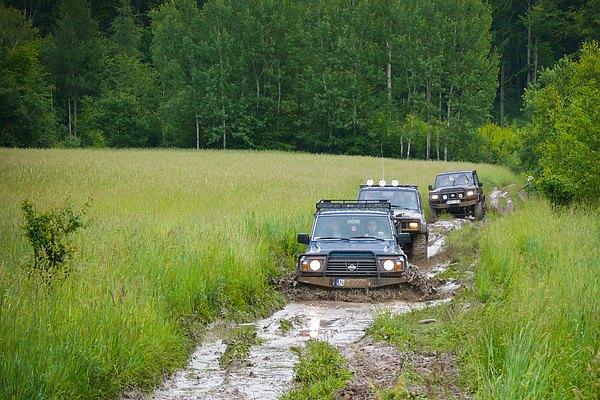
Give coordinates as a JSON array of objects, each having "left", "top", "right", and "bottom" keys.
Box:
[
  {"left": 309, "top": 259, "right": 322, "bottom": 271},
  {"left": 442, "top": 194, "right": 448, "bottom": 200},
  {"left": 383, "top": 259, "right": 395, "bottom": 271},
  {"left": 408, "top": 222, "right": 419, "bottom": 229},
  {"left": 431, "top": 194, "right": 439, "bottom": 200},
  {"left": 466, "top": 190, "right": 474, "bottom": 196}
]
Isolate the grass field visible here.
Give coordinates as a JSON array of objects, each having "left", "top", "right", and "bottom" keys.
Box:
[
  {"left": 0, "top": 148, "right": 517, "bottom": 399},
  {"left": 369, "top": 200, "right": 600, "bottom": 399}
]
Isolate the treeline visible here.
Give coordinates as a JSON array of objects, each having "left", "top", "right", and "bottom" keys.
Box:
[{"left": 2, "top": 0, "right": 498, "bottom": 160}]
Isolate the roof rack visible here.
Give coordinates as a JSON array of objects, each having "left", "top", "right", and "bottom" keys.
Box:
[
  {"left": 359, "top": 184, "right": 419, "bottom": 188},
  {"left": 316, "top": 200, "right": 391, "bottom": 211}
]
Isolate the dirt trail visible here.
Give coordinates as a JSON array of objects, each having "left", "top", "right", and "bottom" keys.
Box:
[{"left": 146, "top": 220, "right": 467, "bottom": 400}]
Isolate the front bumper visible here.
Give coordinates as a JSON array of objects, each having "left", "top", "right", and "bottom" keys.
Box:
[
  {"left": 296, "top": 275, "right": 408, "bottom": 288},
  {"left": 429, "top": 198, "right": 478, "bottom": 209}
]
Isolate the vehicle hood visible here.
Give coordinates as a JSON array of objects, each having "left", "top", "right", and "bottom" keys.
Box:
[
  {"left": 392, "top": 209, "right": 422, "bottom": 219},
  {"left": 306, "top": 240, "right": 401, "bottom": 255},
  {"left": 430, "top": 185, "right": 476, "bottom": 193}
]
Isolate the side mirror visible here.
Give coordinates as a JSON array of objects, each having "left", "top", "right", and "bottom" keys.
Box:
[
  {"left": 396, "top": 233, "right": 411, "bottom": 245},
  {"left": 297, "top": 233, "right": 310, "bottom": 245},
  {"left": 428, "top": 184, "right": 433, "bottom": 191}
]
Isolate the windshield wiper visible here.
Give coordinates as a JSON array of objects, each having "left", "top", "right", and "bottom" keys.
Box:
[
  {"left": 314, "top": 236, "right": 349, "bottom": 241},
  {"left": 349, "top": 236, "right": 387, "bottom": 241}
]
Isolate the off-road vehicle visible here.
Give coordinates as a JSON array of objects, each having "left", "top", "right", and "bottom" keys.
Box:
[
  {"left": 428, "top": 170, "right": 485, "bottom": 220},
  {"left": 357, "top": 180, "right": 428, "bottom": 262},
  {"left": 295, "top": 200, "right": 411, "bottom": 289}
]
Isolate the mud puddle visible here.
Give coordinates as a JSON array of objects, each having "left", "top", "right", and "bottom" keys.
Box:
[
  {"left": 147, "top": 220, "right": 469, "bottom": 400},
  {"left": 150, "top": 299, "right": 451, "bottom": 400}
]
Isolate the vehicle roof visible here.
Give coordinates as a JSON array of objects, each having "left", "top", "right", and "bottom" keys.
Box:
[{"left": 435, "top": 170, "right": 475, "bottom": 176}]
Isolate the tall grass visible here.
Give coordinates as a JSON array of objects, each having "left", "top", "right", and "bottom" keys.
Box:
[
  {"left": 0, "top": 148, "right": 515, "bottom": 399},
  {"left": 470, "top": 200, "right": 600, "bottom": 399}
]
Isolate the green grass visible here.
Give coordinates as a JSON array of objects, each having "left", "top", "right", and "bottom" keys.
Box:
[
  {"left": 470, "top": 199, "right": 600, "bottom": 399},
  {"left": 282, "top": 340, "right": 352, "bottom": 400},
  {"left": 369, "top": 198, "right": 600, "bottom": 399},
  {"left": 0, "top": 148, "right": 515, "bottom": 399}
]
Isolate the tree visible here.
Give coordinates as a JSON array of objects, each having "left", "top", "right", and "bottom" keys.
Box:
[
  {"left": 79, "top": 0, "right": 157, "bottom": 148},
  {"left": 0, "top": 4, "right": 59, "bottom": 147},
  {"left": 523, "top": 41, "right": 600, "bottom": 205},
  {"left": 45, "top": 0, "right": 101, "bottom": 141}
]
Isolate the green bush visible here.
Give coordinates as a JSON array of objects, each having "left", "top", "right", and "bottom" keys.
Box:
[
  {"left": 523, "top": 41, "right": 600, "bottom": 205},
  {"left": 21, "top": 200, "right": 87, "bottom": 275}
]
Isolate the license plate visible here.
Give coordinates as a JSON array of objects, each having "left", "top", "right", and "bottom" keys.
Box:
[
  {"left": 447, "top": 199, "right": 460, "bottom": 205},
  {"left": 334, "top": 278, "right": 370, "bottom": 288}
]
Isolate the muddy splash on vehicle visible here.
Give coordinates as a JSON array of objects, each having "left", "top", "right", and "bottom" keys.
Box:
[{"left": 144, "top": 220, "right": 469, "bottom": 400}]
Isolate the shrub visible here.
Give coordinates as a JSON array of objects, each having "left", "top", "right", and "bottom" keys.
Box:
[{"left": 21, "top": 200, "right": 87, "bottom": 275}]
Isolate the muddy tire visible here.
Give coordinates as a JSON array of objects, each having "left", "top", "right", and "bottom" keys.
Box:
[
  {"left": 411, "top": 233, "right": 428, "bottom": 262},
  {"left": 430, "top": 207, "right": 439, "bottom": 222},
  {"left": 474, "top": 201, "right": 485, "bottom": 220}
]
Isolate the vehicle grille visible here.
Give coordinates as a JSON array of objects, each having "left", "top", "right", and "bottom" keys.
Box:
[{"left": 325, "top": 252, "right": 378, "bottom": 277}]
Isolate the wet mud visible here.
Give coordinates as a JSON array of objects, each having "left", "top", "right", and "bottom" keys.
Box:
[{"left": 145, "top": 219, "right": 470, "bottom": 400}]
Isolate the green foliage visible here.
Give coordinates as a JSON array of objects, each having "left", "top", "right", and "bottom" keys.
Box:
[
  {"left": 477, "top": 123, "right": 522, "bottom": 167},
  {"left": 21, "top": 200, "right": 87, "bottom": 274},
  {"left": 0, "top": 4, "right": 59, "bottom": 147},
  {"left": 523, "top": 41, "right": 600, "bottom": 205},
  {"left": 282, "top": 340, "right": 352, "bottom": 400}
]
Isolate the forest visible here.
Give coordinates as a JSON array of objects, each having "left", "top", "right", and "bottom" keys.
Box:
[{"left": 1, "top": 0, "right": 599, "bottom": 202}]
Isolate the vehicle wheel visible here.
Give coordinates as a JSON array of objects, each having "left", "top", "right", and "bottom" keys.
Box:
[
  {"left": 474, "top": 201, "right": 485, "bottom": 220},
  {"left": 411, "top": 233, "right": 428, "bottom": 262},
  {"left": 430, "top": 207, "right": 439, "bottom": 222}
]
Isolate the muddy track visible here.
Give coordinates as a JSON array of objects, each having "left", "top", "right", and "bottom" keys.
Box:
[{"left": 143, "top": 219, "right": 470, "bottom": 400}]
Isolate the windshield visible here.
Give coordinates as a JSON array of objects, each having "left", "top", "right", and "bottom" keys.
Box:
[
  {"left": 435, "top": 173, "right": 473, "bottom": 188},
  {"left": 313, "top": 215, "right": 394, "bottom": 240},
  {"left": 358, "top": 189, "right": 420, "bottom": 210}
]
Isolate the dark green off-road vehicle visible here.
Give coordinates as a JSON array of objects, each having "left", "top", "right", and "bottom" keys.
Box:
[
  {"left": 295, "top": 200, "right": 411, "bottom": 289},
  {"left": 357, "top": 180, "right": 428, "bottom": 262},
  {"left": 428, "top": 170, "right": 485, "bottom": 220}
]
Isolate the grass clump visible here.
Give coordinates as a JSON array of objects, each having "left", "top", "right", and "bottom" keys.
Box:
[
  {"left": 219, "top": 325, "right": 263, "bottom": 368},
  {"left": 369, "top": 304, "right": 460, "bottom": 353},
  {"left": 279, "top": 318, "right": 294, "bottom": 334},
  {"left": 282, "top": 340, "right": 352, "bottom": 400}
]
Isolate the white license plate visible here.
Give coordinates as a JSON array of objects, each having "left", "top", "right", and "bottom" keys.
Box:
[
  {"left": 334, "top": 278, "right": 369, "bottom": 288},
  {"left": 447, "top": 199, "right": 460, "bottom": 205}
]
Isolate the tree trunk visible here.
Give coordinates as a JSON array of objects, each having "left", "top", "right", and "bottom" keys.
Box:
[
  {"left": 526, "top": 0, "right": 532, "bottom": 86},
  {"left": 68, "top": 98, "right": 72, "bottom": 139},
  {"left": 400, "top": 134, "right": 404, "bottom": 157},
  {"left": 386, "top": 41, "right": 392, "bottom": 100},
  {"left": 218, "top": 44, "right": 226, "bottom": 150},
  {"left": 426, "top": 79, "right": 431, "bottom": 160},
  {"left": 73, "top": 97, "right": 77, "bottom": 138},
  {"left": 533, "top": 35, "right": 538, "bottom": 82},
  {"left": 445, "top": 86, "right": 453, "bottom": 161},
  {"left": 406, "top": 137, "right": 411, "bottom": 160},
  {"left": 500, "top": 60, "right": 505, "bottom": 126},
  {"left": 195, "top": 114, "right": 200, "bottom": 150},
  {"left": 437, "top": 92, "right": 441, "bottom": 160},
  {"left": 277, "top": 60, "right": 282, "bottom": 115}
]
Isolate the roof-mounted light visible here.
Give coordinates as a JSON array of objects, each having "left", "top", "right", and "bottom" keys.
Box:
[
  {"left": 391, "top": 179, "right": 399, "bottom": 186},
  {"left": 378, "top": 179, "right": 386, "bottom": 187},
  {"left": 366, "top": 179, "right": 374, "bottom": 186}
]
